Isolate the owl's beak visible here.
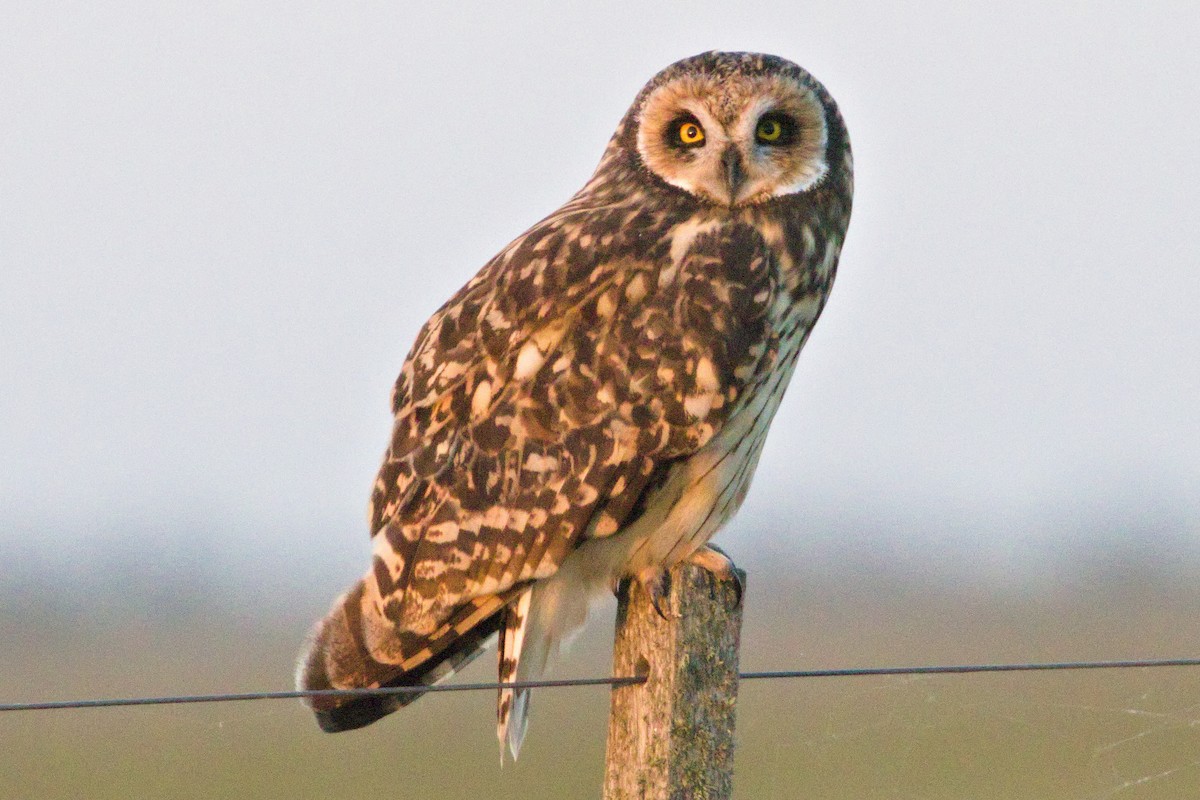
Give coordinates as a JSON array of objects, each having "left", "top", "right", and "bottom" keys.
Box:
[{"left": 721, "top": 147, "right": 746, "bottom": 204}]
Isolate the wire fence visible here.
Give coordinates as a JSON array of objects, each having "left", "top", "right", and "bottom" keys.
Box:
[{"left": 4, "top": 657, "right": 1200, "bottom": 714}]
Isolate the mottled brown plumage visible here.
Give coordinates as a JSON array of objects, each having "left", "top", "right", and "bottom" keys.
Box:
[{"left": 297, "top": 51, "right": 853, "bottom": 758}]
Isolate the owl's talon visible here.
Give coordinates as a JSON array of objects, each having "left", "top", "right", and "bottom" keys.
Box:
[
  {"left": 730, "top": 571, "right": 745, "bottom": 607},
  {"left": 644, "top": 571, "right": 676, "bottom": 620},
  {"left": 687, "top": 544, "right": 745, "bottom": 607}
]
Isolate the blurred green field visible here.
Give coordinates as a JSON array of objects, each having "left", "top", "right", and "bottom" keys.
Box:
[{"left": 4, "top": 539, "right": 1200, "bottom": 800}]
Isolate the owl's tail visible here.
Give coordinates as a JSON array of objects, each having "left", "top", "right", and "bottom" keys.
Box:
[
  {"left": 296, "top": 579, "right": 508, "bottom": 733},
  {"left": 298, "top": 556, "right": 603, "bottom": 756}
]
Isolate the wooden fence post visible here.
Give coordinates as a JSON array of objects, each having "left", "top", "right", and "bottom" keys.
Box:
[{"left": 602, "top": 561, "right": 746, "bottom": 800}]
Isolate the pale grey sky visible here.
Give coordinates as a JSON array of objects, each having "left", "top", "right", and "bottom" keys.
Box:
[{"left": 2, "top": 2, "right": 1198, "bottom": 587}]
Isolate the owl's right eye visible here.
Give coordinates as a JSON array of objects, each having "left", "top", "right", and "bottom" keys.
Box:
[{"left": 671, "top": 116, "right": 706, "bottom": 148}]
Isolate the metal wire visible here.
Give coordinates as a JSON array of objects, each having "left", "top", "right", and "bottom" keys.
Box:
[
  {"left": 738, "top": 657, "right": 1200, "bottom": 681},
  {"left": 3, "top": 657, "right": 1199, "bottom": 714},
  {"left": 0, "top": 676, "right": 645, "bottom": 713}
]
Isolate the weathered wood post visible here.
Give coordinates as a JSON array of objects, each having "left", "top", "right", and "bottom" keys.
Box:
[{"left": 603, "top": 561, "right": 746, "bottom": 800}]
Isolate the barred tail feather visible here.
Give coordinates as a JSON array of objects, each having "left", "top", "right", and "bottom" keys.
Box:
[
  {"left": 497, "top": 588, "right": 533, "bottom": 762},
  {"left": 296, "top": 579, "right": 507, "bottom": 733},
  {"left": 495, "top": 549, "right": 612, "bottom": 761}
]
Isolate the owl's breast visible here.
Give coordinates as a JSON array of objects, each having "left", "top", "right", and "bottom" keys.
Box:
[{"left": 572, "top": 281, "right": 824, "bottom": 589}]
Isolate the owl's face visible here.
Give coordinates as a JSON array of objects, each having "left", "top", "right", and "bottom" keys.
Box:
[{"left": 629, "top": 56, "right": 836, "bottom": 208}]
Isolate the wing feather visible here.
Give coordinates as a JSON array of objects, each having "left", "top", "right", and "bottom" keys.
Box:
[{"left": 320, "top": 216, "right": 780, "bottom": 700}]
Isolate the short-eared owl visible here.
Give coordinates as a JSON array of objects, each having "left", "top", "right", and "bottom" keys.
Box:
[{"left": 298, "top": 51, "right": 853, "bottom": 758}]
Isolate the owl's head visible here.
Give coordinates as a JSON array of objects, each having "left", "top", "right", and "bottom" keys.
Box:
[{"left": 618, "top": 52, "right": 849, "bottom": 208}]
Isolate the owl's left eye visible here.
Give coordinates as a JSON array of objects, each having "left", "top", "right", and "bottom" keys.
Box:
[{"left": 755, "top": 113, "right": 797, "bottom": 145}]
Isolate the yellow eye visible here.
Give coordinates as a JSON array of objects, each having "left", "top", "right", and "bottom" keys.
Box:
[
  {"left": 756, "top": 118, "right": 783, "bottom": 142},
  {"left": 677, "top": 121, "right": 705, "bottom": 145}
]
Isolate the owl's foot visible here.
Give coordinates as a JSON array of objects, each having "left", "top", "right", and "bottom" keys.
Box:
[
  {"left": 686, "top": 544, "right": 745, "bottom": 607},
  {"left": 617, "top": 548, "right": 742, "bottom": 619}
]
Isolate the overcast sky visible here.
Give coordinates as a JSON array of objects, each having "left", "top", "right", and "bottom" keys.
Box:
[{"left": 2, "top": 2, "right": 1197, "bottom": 585}]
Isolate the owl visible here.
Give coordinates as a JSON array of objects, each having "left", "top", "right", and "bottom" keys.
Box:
[{"left": 298, "top": 51, "right": 853, "bottom": 759}]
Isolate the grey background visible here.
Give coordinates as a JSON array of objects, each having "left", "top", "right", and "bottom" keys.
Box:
[{"left": 2, "top": 1, "right": 1198, "bottom": 600}]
